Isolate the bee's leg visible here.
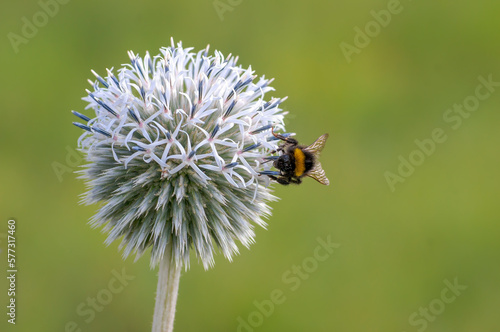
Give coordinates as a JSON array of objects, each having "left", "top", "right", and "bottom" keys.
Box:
[
  {"left": 269, "top": 143, "right": 285, "bottom": 155},
  {"left": 275, "top": 177, "right": 291, "bottom": 185},
  {"left": 262, "top": 156, "right": 279, "bottom": 164},
  {"left": 272, "top": 127, "right": 298, "bottom": 146},
  {"left": 290, "top": 177, "right": 302, "bottom": 184},
  {"left": 266, "top": 174, "right": 278, "bottom": 181},
  {"left": 266, "top": 174, "right": 291, "bottom": 185},
  {"left": 269, "top": 144, "right": 286, "bottom": 155}
]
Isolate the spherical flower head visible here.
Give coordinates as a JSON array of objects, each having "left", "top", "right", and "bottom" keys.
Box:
[{"left": 73, "top": 39, "right": 289, "bottom": 269}]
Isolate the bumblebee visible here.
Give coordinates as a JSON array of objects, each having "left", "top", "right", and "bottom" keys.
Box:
[{"left": 261, "top": 129, "right": 330, "bottom": 185}]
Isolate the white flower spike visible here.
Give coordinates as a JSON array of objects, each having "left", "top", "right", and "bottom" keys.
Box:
[{"left": 74, "top": 39, "right": 289, "bottom": 270}]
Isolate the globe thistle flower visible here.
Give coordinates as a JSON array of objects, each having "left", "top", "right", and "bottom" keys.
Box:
[{"left": 73, "top": 39, "right": 289, "bottom": 331}]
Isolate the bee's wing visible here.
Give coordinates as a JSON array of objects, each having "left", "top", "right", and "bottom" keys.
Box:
[
  {"left": 304, "top": 134, "right": 330, "bottom": 185},
  {"left": 304, "top": 134, "right": 329, "bottom": 158},
  {"left": 306, "top": 161, "right": 330, "bottom": 185}
]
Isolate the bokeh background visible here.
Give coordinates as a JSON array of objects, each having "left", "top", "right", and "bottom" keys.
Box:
[{"left": 1, "top": 0, "right": 499, "bottom": 331}]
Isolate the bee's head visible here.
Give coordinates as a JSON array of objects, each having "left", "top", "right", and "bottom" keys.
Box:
[{"left": 274, "top": 154, "right": 293, "bottom": 173}]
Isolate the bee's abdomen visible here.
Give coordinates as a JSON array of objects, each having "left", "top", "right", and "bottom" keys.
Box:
[{"left": 293, "top": 148, "right": 306, "bottom": 177}]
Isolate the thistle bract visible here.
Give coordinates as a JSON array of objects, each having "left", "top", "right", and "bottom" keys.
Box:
[{"left": 74, "top": 40, "right": 288, "bottom": 269}]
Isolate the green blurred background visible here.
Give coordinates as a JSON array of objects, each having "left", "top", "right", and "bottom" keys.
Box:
[{"left": 1, "top": 0, "right": 499, "bottom": 331}]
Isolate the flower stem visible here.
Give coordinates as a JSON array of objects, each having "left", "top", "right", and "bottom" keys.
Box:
[{"left": 152, "top": 244, "right": 181, "bottom": 332}]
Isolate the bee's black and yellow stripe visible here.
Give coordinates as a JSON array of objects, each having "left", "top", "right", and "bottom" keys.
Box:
[{"left": 293, "top": 148, "right": 306, "bottom": 177}]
